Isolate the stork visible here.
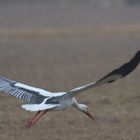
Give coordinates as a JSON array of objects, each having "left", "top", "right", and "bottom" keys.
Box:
[{"left": 0, "top": 51, "right": 139, "bottom": 128}]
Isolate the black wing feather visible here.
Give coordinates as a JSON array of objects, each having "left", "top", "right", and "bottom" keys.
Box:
[
  {"left": 96, "top": 50, "right": 140, "bottom": 85},
  {"left": 65, "top": 51, "right": 140, "bottom": 96}
]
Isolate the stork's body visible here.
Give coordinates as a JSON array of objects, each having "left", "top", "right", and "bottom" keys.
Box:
[
  {"left": 0, "top": 51, "right": 139, "bottom": 128},
  {"left": 24, "top": 96, "right": 95, "bottom": 128}
]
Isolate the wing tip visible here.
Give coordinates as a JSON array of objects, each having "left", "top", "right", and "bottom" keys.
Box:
[{"left": 135, "top": 50, "right": 140, "bottom": 60}]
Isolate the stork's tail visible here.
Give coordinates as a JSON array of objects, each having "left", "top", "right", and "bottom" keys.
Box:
[{"left": 21, "top": 104, "right": 59, "bottom": 112}]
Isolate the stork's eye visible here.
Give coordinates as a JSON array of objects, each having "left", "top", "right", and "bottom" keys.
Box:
[{"left": 86, "top": 106, "right": 88, "bottom": 110}]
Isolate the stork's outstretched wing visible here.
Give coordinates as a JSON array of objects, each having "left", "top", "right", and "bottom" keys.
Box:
[
  {"left": 65, "top": 51, "right": 140, "bottom": 97},
  {"left": 0, "top": 77, "right": 53, "bottom": 103}
]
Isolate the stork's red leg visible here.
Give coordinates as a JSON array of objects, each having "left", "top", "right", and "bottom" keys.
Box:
[
  {"left": 26, "top": 110, "right": 48, "bottom": 128},
  {"left": 29, "top": 111, "right": 41, "bottom": 122},
  {"left": 31, "top": 110, "right": 48, "bottom": 124},
  {"left": 26, "top": 111, "right": 41, "bottom": 128}
]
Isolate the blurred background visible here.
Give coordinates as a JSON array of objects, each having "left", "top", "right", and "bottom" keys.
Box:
[{"left": 0, "top": 1, "right": 140, "bottom": 140}]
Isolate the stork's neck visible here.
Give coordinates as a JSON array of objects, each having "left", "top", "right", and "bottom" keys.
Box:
[{"left": 72, "top": 98, "right": 82, "bottom": 111}]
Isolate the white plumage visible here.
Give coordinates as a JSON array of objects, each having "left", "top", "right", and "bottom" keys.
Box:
[{"left": 0, "top": 51, "right": 139, "bottom": 128}]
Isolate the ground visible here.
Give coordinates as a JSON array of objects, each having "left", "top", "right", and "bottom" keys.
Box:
[{"left": 0, "top": 2, "right": 140, "bottom": 140}]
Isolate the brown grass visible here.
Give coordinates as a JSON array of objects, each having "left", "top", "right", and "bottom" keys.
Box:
[
  {"left": 0, "top": 34, "right": 139, "bottom": 140},
  {"left": 0, "top": 24, "right": 140, "bottom": 39},
  {"left": 0, "top": 3, "right": 140, "bottom": 139}
]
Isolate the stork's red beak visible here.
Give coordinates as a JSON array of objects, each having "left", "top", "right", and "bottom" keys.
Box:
[{"left": 84, "top": 111, "right": 96, "bottom": 121}]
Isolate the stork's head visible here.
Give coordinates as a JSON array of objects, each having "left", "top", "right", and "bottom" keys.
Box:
[{"left": 79, "top": 104, "right": 96, "bottom": 121}]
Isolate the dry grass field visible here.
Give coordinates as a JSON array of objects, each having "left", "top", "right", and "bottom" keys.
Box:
[
  {"left": 0, "top": 34, "right": 139, "bottom": 140},
  {"left": 0, "top": 2, "right": 140, "bottom": 140}
]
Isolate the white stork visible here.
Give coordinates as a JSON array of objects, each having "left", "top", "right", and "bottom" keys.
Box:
[{"left": 0, "top": 51, "right": 139, "bottom": 128}]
